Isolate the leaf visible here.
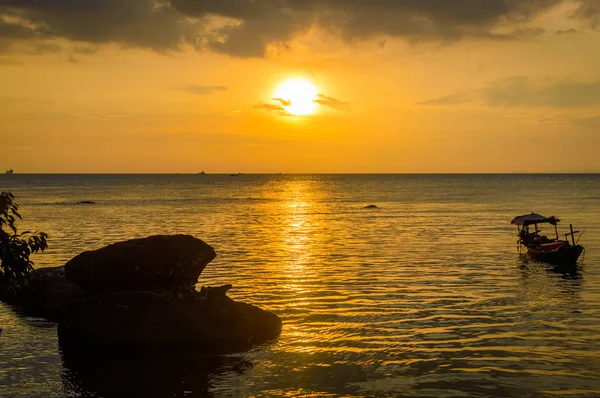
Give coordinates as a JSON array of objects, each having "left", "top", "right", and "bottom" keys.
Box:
[{"left": 0, "top": 191, "right": 47, "bottom": 289}]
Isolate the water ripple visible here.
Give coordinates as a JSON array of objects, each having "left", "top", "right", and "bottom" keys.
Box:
[{"left": 1, "top": 174, "right": 600, "bottom": 397}]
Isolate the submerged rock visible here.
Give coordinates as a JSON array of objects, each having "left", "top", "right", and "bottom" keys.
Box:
[
  {"left": 58, "top": 288, "right": 282, "bottom": 352},
  {"left": 16, "top": 266, "right": 83, "bottom": 322},
  {"left": 65, "top": 235, "right": 216, "bottom": 291}
]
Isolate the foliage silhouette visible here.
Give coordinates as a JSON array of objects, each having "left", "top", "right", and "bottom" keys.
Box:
[{"left": 0, "top": 191, "right": 47, "bottom": 300}]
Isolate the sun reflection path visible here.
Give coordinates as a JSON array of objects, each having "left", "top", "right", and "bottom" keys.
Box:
[
  {"left": 280, "top": 180, "right": 315, "bottom": 285},
  {"left": 277, "top": 180, "right": 325, "bottom": 354}
]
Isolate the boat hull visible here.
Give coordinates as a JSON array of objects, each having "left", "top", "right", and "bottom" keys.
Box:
[{"left": 526, "top": 244, "right": 584, "bottom": 266}]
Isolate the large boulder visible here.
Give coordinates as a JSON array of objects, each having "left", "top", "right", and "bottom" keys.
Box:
[
  {"left": 15, "top": 266, "right": 84, "bottom": 322},
  {"left": 64, "top": 235, "right": 216, "bottom": 291},
  {"left": 7, "top": 235, "right": 282, "bottom": 355},
  {"left": 58, "top": 288, "right": 282, "bottom": 353}
]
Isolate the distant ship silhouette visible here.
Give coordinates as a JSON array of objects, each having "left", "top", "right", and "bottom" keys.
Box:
[{"left": 5, "top": 169, "right": 14, "bottom": 175}]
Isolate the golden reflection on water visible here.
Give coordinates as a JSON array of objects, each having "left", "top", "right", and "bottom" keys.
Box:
[
  {"left": 279, "top": 179, "right": 316, "bottom": 310},
  {"left": 277, "top": 180, "right": 322, "bottom": 354},
  {"left": 2, "top": 174, "right": 600, "bottom": 397}
]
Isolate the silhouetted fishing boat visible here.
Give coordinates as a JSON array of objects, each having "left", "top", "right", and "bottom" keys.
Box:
[
  {"left": 5, "top": 169, "right": 14, "bottom": 175},
  {"left": 511, "top": 213, "right": 584, "bottom": 266}
]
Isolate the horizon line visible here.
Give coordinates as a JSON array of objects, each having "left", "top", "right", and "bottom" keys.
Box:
[{"left": 3, "top": 172, "right": 600, "bottom": 175}]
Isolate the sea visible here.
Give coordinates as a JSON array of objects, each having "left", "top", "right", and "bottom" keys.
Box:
[{"left": 1, "top": 174, "right": 600, "bottom": 398}]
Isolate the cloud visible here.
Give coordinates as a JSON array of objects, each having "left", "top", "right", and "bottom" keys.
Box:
[
  {"left": 258, "top": 93, "right": 348, "bottom": 114},
  {"left": 572, "top": 115, "right": 600, "bottom": 130},
  {"left": 183, "top": 85, "right": 228, "bottom": 95},
  {"left": 555, "top": 28, "right": 578, "bottom": 35},
  {"left": 0, "top": 57, "right": 23, "bottom": 65},
  {"left": 313, "top": 94, "right": 347, "bottom": 110},
  {"left": 0, "top": 0, "right": 599, "bottom": 57},
  {"left": 0, "top": 16, "right": 39, "bottom": 41},
  {"left": 571, "top": 0, "right": 600, "bottom": 28},
  {"left": 256, "top": 103, "right": 285, "bottom": 112},
  {"left": 421, "top": 76, "right": 600, "bottom": 108},
  {"left": 175, "top": 0, "right": 576, "bottom": 56},
  {"left": 29, "top": 42, "right": 62, "bottom": 55},
  {"left": 255, "top": 102, "right": 291, "bottom": 116},
  {"left": 72, "top": 45, "right": 99, "bottom": 55},
  {"left": 0, "top": 0, "right": 198, "bottom": 52},
  {"left": 509, "top": 27, "right": 546, "bottom": 39},
  {"left": 271, "top": 97, "right": 291, "bottom": 106}
]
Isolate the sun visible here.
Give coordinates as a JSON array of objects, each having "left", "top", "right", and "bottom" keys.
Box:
[{"left": 272, "top": 78, "right": 319, "bottom": 116}]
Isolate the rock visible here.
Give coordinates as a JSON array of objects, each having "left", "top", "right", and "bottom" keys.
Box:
[
  {"left": 58, "top": 288, "right": 282, "bottom": 353},
  {"left": 363, "top": 204, "right": 378, "bottom": 209},
  {"left": 199, "top": 284, "right": 232, "bottom": 298},
  {"left": 8, "top": 235, "right": 282, "bottom": 354},
  {"left": 233, "top": 300, "right": 283, "bottom": 345},
  {"left": 65, "top": 235, "right": 216, "bottom": 291},
  {"left": 77, "top": 201, "right": 95, "bottom": 204},
  {"left": 15, "top": 266, "right": 84, "bottom": 322}
]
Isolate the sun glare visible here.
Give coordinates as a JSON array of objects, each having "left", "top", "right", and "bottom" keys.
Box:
[{"left": 273, "top": 78, "right": 319, "bottom": 116}]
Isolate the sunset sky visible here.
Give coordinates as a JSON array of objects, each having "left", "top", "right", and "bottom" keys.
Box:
[{"left": 1, "top": 0, "right": 600, "bottom": 173}]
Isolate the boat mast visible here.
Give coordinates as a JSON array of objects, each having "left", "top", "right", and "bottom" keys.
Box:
[{"left": 564, "top": 224, "right": 580, "bottom": 246}]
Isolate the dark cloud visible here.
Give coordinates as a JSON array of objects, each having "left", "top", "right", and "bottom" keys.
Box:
[
  {"left": 30, "top": 42, "right": 62, "bottom": 54},
  {"left": 572, "top": 115, "right": 600, "bottom": 130},
  {"left": 571, "top": 0, "right": 600, "bottom": 28},
  {"left": 311, "top": 0, "right": 558, "bottom": 43},
  {"left": 510, "top": 26, "right": 546, "bottom": 39},
  {"left": 313, "top": 94, "right": 347, "bottom": 110},
  {"left": 0, "top": 17, "right": 39, "bottom": 52},
  {"left": 421, "top": 76, "right": 600, "bottom": 108},
  {"left": 183, "top": 85, "right": 228, "bottom": 95},
  {"left": 0, "top": 0, "right": 198, "bottom": 52},
  {"left": 481, "top": 76, "right": 600, "bottom": 107},
  {"left": 0, "top": 17, "right": 37, "bottom": 40},
  {"left": 72, "top": 44, "right": 99, "bottom": 55},
  {"left": 555, "top": 28, "right": 578, "bottom": 35},
  {"left": 1, "top": 0, "right": 599, "bottom": 57}
]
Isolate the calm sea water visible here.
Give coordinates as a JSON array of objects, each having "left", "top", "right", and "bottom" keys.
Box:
[{"left": 1, "top": 174, "right": 600, "bottom": 397}]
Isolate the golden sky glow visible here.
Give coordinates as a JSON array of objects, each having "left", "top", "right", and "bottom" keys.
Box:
[{"left": 1, "top": 1, "right": 600, "bottom": 173}]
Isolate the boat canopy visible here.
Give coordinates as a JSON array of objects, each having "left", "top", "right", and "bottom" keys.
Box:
[{"left": 511, "top": 213, "right": 560, "bottom": 227}]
